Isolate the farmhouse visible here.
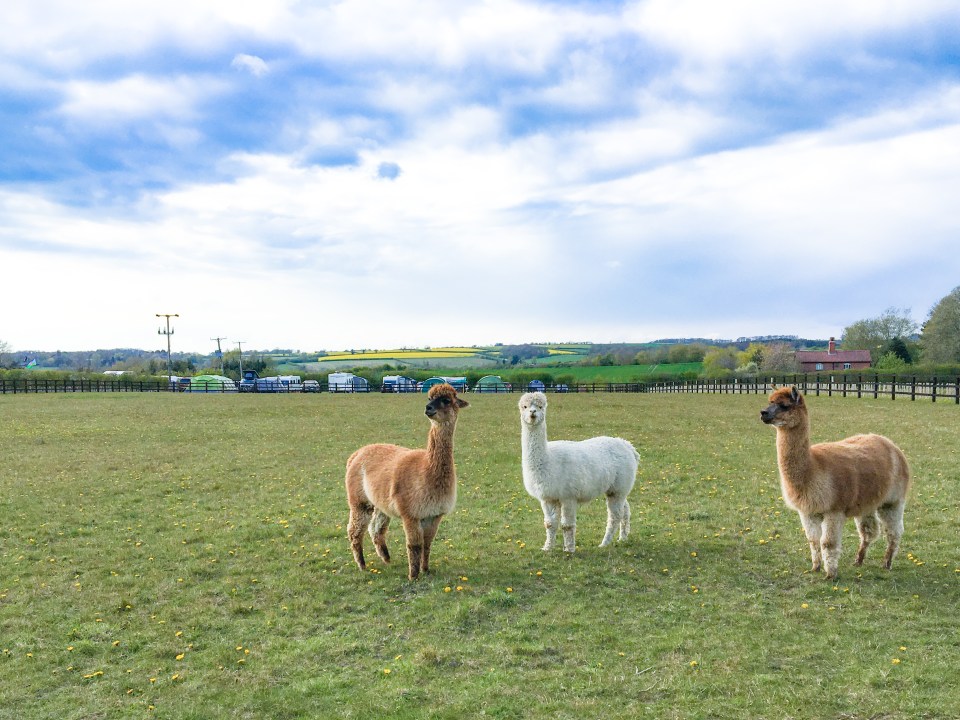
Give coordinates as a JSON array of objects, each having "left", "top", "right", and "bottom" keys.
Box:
[{"left": 795, "top": 337, "right": 871, "bottom": 372}]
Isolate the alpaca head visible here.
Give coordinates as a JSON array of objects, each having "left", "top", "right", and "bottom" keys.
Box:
[
  {"left": 519, "top": 391, "right": 547, "bottom": 427},
  {"left": 760, "top": 386, "right": 806, "bottom": 428},
  {"left": 424, "top": 383, "right": 469, "bottom": 424}
]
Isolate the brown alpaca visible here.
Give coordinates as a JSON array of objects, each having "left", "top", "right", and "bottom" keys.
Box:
[
  {"left": 345, "top": 383, "right": 469, "bottom": 580},
  {"left": 760, "top": 386, "right": 911, "bottom": 579}
]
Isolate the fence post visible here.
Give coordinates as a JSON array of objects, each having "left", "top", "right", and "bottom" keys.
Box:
[
  {"left": 911, "top": 376, "right": 916, "bottom": 401},
  {"left": 932, "top": 376, "right": 938, "bottom": 403}
]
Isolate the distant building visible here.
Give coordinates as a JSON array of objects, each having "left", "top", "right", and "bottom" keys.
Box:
[{"left": 795, "top": 337, "right": 871, "bottom": 372}]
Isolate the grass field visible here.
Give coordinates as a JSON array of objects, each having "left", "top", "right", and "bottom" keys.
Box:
[{"left": 1, "top": 392, "right": 958, "bottom": 719}]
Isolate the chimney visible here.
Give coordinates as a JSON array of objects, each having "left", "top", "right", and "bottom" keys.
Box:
[{"left": 828, "top": 337, "right": 836, "bottom": 354}]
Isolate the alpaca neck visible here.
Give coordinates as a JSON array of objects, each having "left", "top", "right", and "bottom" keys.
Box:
[
  {"left": 521, "top": 420, "right": 549, "bottom": 467},
  {"left": 775, "top": 412, "right": 814, "bottom": 487},
  {"left": 426, "top": 421, "right": 457, "bottom": 483}
]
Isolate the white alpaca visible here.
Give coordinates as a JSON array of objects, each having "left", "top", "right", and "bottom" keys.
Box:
[{"left": 519, "top": 392, "right": 639, "bottom": 552}]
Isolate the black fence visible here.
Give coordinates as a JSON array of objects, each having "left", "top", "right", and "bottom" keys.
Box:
[{"left": 3, "top": 375, "right": 960, "bottom": 402}]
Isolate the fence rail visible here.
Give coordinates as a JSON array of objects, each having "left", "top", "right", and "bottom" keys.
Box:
[{"left": 3, "top": 374, "right": 960, "bottom": 402}]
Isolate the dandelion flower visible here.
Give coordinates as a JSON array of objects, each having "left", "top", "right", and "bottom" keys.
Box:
[
  {"left": 383, "top": 668, "right": 391, "bottom": 674},
  {"left": 892, "top": 658, "right": 901, "bottom": 665}
]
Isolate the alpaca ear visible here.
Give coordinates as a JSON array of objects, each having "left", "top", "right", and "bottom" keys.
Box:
[
  {"left": 457, "top": 397, "right": 469, "bottom": 409},
  {"left": 790, "top": 386, "right": 801, "bottom": 403}
]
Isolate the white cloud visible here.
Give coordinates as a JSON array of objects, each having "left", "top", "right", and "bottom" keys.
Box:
[
  {"left": 231, "top": 53, "right": 269, "bottom": 77},
  {"left": 58, "top": 74, "right": 220, "bottom": 122}
]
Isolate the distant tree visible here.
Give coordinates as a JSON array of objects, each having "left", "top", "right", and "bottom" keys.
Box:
[
  {"left": 0, "top": 339, "right": 9, "bottom": 368},
  {"left": 759, "top": 343, "right": 799, "bottom": 373},
  {"left": 875, "top": 352, "right": 909, "bottom": 373},
  {"left": 920, "top": 286, "right": 960, "bottom": 364},
  {"left": 702, "top": 347, "right": 738, "bottom": 376},
  {"left": 842, "top": 307, "right": 918, "bottom": 363},
  {"left": 883, "top": 337, "right": 913, "bottom": 364},
  {"left": 737, "top": 343, "right": 765, "bottom": 368}
]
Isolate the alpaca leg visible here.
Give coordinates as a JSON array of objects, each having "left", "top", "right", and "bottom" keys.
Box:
[
  {"left": 799, "top": 513, "right": 823, "bottom": 572},
  {"left": 600, "top": 494, "right": 622, "bottom": 547},
  {"left": 419, "top": 515, "right": 443, "bottom": 575},
  {"left": 619, "top": 499, "right": 631, "bottom": 541},
  {"left": 348, "top": 503, "right": 373, "bottom": 572},
  {"left": 401, "top": 515, "right": 425, "bottom": 580},
  {"left": 368, "top": 509, "right": 391, "bottom": 564},
  {"left": 560, "top": 500, "right": 578, "bottom": 553},
  {"left": 877, "top": 501, "right": 905, "bottom": 570},
  {"left": 541, "top": 499, "right": 560, "bottom": 551},
  {"left": 820, "top": 513, "right": 845, "bottom": 579},
  {"left": 854, "top": 513, "right": 880, "bottom": 566}
]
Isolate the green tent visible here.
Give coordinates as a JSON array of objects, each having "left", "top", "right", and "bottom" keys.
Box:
[
  {"left": 420, "top": 377, "right": 446, "bottom": 393},
  {"left": 189, "top": 374, "right": 237, "bottom": 392},
  {"left": 475, "top": 375, "right": 511, "bottom": 393}
]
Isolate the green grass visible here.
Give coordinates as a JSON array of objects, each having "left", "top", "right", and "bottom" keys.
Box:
[{"left": 1, "top": 392, "right": 958, "bottom": 718}]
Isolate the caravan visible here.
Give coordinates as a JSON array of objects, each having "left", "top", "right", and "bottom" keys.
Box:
[
  {"left": 328, "top": 372, "right": 370, "bottom": 393},
  {"left": 381, "top": 375, "right": 417, "bottom": 393}
]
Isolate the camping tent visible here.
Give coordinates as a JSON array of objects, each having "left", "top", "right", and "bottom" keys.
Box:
[
  {"left": 475, "top": 375, "right": 511, "bottom": 393},
  {"left": 189, "top": 374, "right": 237, "bottom": 392}
]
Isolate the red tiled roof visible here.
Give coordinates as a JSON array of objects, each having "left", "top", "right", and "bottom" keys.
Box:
[{"left": 796, "top": 350, "right": 871, "bottom": 363}]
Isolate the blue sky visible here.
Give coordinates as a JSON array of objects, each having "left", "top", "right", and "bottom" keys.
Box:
[{"left": 3, "top": 1, "right": 960, "bottom": 353}]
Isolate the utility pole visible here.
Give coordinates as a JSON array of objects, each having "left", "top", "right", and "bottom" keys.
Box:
[
  {"left": 156, "top": 313, "right": 179, "bottom": 387},
  {"left": 235, "top": 341, "right": 245, "bottom": 377},
  {"left": 211, "top": 336, "right": 227, "bottom": 375}
]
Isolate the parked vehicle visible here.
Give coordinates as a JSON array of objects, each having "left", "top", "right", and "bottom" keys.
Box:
[
  {"left": 277, "top": 375, "right": 303, "bottom": 392},
  {"left": 328, "top": 372, "right": 370, "bottom": 393},
  {"left": 527, "top": 380, "right": 546, "bottom": 392},
  {"left": 303, "top": 380, "right": 321, "bottom": 393},
  {"left": 239, "top": 370, "right": 259, "bottom": 392},
  {"left": 381, "top": 375, "right": 417, "bottom": 393}
]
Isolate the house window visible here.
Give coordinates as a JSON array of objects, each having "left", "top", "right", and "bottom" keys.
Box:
[
  {"left": 843, "top": 363, "right": 851, "bottom": 370},
  {"left": 816, "top": 363, "right": 824, "bottom": 371}
]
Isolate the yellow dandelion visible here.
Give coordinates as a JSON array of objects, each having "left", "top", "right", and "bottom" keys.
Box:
[
  {"left": 689, "top": 660, "right": 699, "bottom": 667},
  {"left": 383, "top": 668, "right": 391, "bottom": 674},
  {"left": 892, "top": 658, "right": 901, "bottom": 665},
  {"left": 801, "top": 603, "right": 809, "bottom": 609},
  {"left": 506, "top": 587, "right": 513, "bottom": 593},
  {"left": 899, "top": 646, "right": 907, "bottom": 651},
  {"left": 175, "top": 653, "right": 185, "bottom": 661},
  {"left": 444, "top": 586, "right": 452, "bottom": 593}
]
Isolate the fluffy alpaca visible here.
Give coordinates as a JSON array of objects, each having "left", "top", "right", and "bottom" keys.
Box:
[
  {"left": 760, "top": 386, "right": 911, "bottom": 579},
  {"left": 345, "top": 383, "right": 469, "bottom": 580},
  {"left": 518, "top": 391, "right": 639, "bottom": 552}
]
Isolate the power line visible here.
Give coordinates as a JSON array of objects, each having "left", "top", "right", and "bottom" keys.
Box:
[{"left": 156, "top": 313, "right": 179, "bottom": 386}]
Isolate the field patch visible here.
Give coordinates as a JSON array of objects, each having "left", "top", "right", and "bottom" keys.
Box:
[{"left": 1, "top": 393, "right": 957, "bottom": 718}]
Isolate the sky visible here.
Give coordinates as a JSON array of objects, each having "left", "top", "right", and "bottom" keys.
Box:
[{"left": 3, "top": 1, "right": 960, "bottom": 354}]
